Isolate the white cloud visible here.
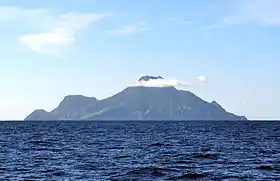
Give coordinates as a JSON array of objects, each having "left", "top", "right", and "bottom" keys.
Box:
[
  {"left": 19, "top": 29, "right": 74, "bottom": 56},
  {"left": 196, "top": 75, "right": 208, "bottom": 83},
  {"left": 205, "top": 24, "right": 223, "bottom": 29},
  {"left": 197, "top": 75, "right": 208, "bottom": 83},
  {"left": 128, "top": 76, "right": 208, "bottom": 88},
  {"left": 168, "top": 17, "right": 192, "bottom": 25},
  {"left": 108, "top": 21, "right": 148, "bottom": 35},
  {"left": 177, "top": 20, "right": 192, "bottom": 25},
  {"left": 0, "top": 6, "right": 48, "bottom": 23},
  {"left": 131, "top": 78, "right": 189, "bottom": 87},
  {"left": 225, "top": 0, "right": 280, "bottom": 26},
  {"left": 0, "top": 6, "right": 108, "bottom": 55}
]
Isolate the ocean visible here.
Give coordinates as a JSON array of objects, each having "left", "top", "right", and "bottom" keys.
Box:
[{"left": 0, "top": 121, "right": 279, "bottom": 180}]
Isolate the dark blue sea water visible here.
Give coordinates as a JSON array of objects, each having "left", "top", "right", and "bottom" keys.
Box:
[{"left": 0, "top": 121, "right": 279, "bottom": 181}]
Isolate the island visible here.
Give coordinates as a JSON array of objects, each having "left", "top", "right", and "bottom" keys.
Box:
[{"left": 25, "top": 75, "right": 247, "bottom": 121}]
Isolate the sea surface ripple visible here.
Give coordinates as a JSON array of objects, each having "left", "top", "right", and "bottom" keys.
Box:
[{"left": 0, "top": 121, "right": 279, "bottom": 180}]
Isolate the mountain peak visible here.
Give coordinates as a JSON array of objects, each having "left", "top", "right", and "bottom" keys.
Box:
[
  {"left": 123, "top": 85, "right": 178, "bottom": 94},
  {"left": 62, "top": 95, "right": 97, "bottom": 101},
  {"left": 211, "top": 101, "right": 225, "bottom": 110},
  {"left": 50, "top": 94, "right": 98, "bottom": 120},
  {"left": 58, "top": 95, "right": 97, "bottom": 107},
  {"left": 24, "top": 109, "right": 57, "bottom": 121},
  {"left": 138, "top": 75, "right": 164, "bottom": 82}
]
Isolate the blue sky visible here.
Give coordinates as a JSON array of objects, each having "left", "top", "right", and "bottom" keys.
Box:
[{"left": 0, "top": 0, "right": 280, "bottom": 120}]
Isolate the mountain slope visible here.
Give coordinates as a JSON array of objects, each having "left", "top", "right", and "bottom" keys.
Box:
[
  {"left": 85, "top": 86, "right": 246, "bottom": 120},
  {"left": 50, "top": 95, "right": 98, "bottom": 120},
  {"left": 25, "top": 109, "right": 58, "bottom": 120},
  {"left": 25, "top": 86, "right": 247, "bottom": 121}
]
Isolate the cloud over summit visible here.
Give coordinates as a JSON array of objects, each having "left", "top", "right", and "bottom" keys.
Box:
[{"left": 128, "top": 75, "right": 208, "bottom": 88}]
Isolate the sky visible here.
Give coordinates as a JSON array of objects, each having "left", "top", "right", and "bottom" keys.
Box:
[{"left": 0, "top": 0, "right": 280, "bottom": 120}]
